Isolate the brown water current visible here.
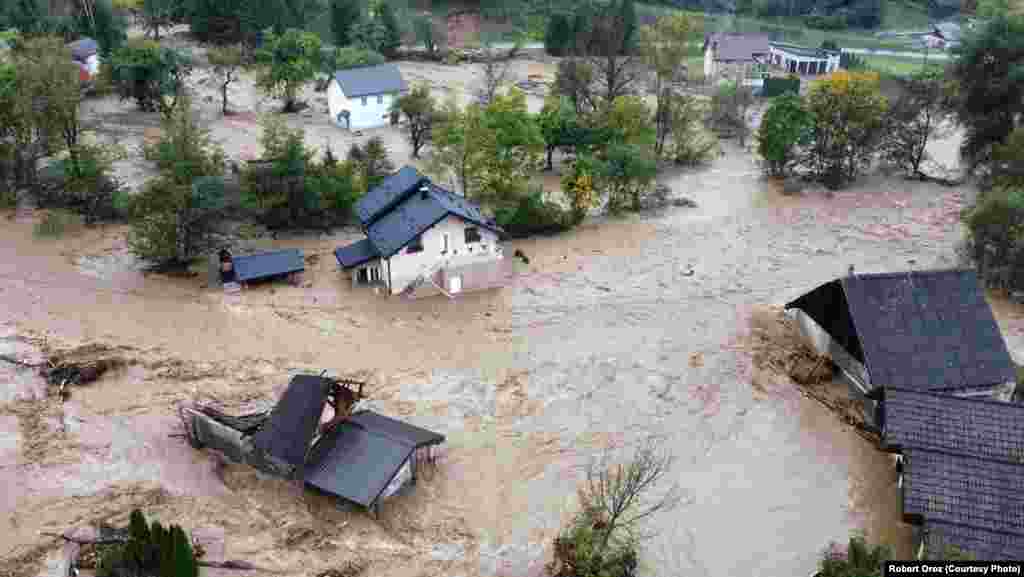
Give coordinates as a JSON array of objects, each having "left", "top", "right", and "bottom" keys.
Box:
[{"left": 4, "top": 130, "right": 1014, "bottom": 577}]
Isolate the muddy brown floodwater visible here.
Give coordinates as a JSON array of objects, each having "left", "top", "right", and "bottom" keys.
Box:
[{"left": 5, "top": 120, "right": 1019, "bottom": 577}]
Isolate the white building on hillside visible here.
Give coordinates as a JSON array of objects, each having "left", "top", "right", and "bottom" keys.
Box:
[{"left": 327, "top": 63, "right": 408, "bottom": 131}]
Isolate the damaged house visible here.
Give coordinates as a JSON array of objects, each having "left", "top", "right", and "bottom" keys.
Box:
[
  {"left": 178, "top": 374, "right": 445, "bottom": 517},
  {"left": 334, "top": 166, "right": 509, "bottom": 298},
  {"left": 878, "top": 388, "right": 1024, "bottom": 560},
  {"left": 785, "top": 269, "right": 1018, "bottom": 428}
]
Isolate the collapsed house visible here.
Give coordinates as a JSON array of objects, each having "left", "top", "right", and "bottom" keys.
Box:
[
  {"left": 878, "top": 388, "right": 1024, "bottom": 559},
  {"left": 178, "top": 374, "right": 445, "bottom": 517},
  {"left": 784, "top": 269, "right": 1018, "bottom": 428}
]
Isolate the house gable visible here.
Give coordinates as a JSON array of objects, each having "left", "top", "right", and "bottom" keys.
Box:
[
  {"left": 355, "top": 166, "right": 428, "bottom": 226},
  {"left": 786, "top": 269, "right": 1016, "bottom": 393}
]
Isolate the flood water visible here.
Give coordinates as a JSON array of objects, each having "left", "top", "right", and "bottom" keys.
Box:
[{"left": 0, "top": 130, "right": 990, "bottom": 577}]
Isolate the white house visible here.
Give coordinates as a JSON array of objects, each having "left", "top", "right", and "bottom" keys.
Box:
[
  {"left": 702, "top": 33, "right": 770, "bottom": 87},
  {"left": 334, "top": 166, "right": 508, "bottom": 298},
  {"left": 768, "top": 42, "right": 840, "bottom": 76},
  {"left": 327, "top": 63, "right": 407, "bottom": 131}
]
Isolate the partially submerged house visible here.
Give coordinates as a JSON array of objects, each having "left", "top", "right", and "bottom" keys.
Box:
[
  {"left": 214, "top": 248, "right": 305, "bottom": 291},
  {"left": 327, "top": 63, "right": 407, "bottom": 131},
  {"left": 67, "top": 37, "right": 100, "bottom": 83},
  {"left": 878, "top": 388, "right": 1024, "bottom": 559},
  {"left": 702, "top": 33, "right": 770, "bottom": 87},
  {"left": 785, "top": 269, "right": 1017, "bottom": 427},
  {"left": 179, "top": 374, "right": 445, "bottom": 517},
  {"left": 768, "top": 42, "right": 840, "bottom": 76},
  {"left": 334, "top": 166, "right": 508, "bottom": 298}
]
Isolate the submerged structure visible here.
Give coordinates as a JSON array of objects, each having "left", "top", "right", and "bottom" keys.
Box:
[{"left": 178, "top": 374, "right": 444, "bottom": 516}]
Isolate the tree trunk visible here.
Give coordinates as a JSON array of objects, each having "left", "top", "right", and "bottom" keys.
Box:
[
  {"left": 222, "top": 83, "right": 229, "bottom": 115},
  {"left": 546, "top": 145, "right": 554, "bottom": 171}
]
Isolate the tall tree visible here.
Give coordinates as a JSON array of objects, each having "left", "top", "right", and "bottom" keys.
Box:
[
  {"left": 881, "top": 67, "right": 953, "bottom": 180},
  {"left": 375, "top": 1, "right": 401, "bottom": 58},
  {"left": 389, "top": 83, "right": 436, "bottom": 158},
  {"left": 757, "top": 91, "right": 814, "bottom": 177},
  {"left": 639, "top": 12, "right": 702, "bottom": 155},
  {"left": 578, "top": 0, "right": 642, "bottom": 104},
  {"left": 329, "top": 0, "right": 360, "bottom": 46},
  {"left": 255, "top": 27, "right": 322, "bottom": 113},
  {"left": 950, "top": 12, "right": 1024, "bottom": 173}
]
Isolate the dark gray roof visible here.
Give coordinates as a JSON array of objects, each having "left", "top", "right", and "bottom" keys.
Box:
[
  {"left": 232, "top": 249, "right": 304, "bottom": 283},
  {"left": 705, "top": 33, "right": 771, "bottom": 61},
  {"left": 923, "top": 520, "right": 1024, "bottom": 560},
  {"left": 347, "top": 410, "right": 445, "bottom": 448},
  {"left": 881, "top": 389, "right": 1024, "bottom": 463},
  {"left": 902, "top": 448, "right": 1024, "bottom": 535},
  {"left": 332, "top": 63, "right": 407, "bottom": 99},
  {"left": 303, "top": 410, "right": 444, "bottom": 507},
  {"left": 251, "top": 375, "right": 331, "bottom": 467},
  {"left": 785, "top": 269, "right": 1016, "bottom": 393},
  {"left": 334, "top": 238, "right": 380, "bottom": 269},
  {"left": 354, "top": 165, "right": 427, "bottom": 226},
  {"left": 68, "top": 37, "right": 98, "bottom": 61},
  {"left": 365, "top": 181, "right": 502, "bottom": 259}
]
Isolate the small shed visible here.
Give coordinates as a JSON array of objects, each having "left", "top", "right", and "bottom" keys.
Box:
[
  {"left": 229, "top": 248, "right": 305, "bottom": 286},
  {"left": 785, "top": 269, "right": 1018, "bottom": 427},
  {"left": 327, "top": 63, "right": 408, "bottom": 131}
]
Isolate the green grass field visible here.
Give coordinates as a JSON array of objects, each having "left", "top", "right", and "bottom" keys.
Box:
[{"left": 861, "top": 53, "right": 936, "bottom": 75}]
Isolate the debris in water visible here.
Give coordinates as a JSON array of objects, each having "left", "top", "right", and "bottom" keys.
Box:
[{"left": 315, "top": 561, "right": 367, "bottom": 577}]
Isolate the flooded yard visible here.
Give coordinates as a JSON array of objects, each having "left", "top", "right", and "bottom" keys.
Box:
[{"left": 2, "top": 59, "right": 1013, "bottom": 577}]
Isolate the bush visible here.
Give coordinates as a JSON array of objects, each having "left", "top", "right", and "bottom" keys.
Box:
[
  {"left": 757, "top": 92, "right": 814, "bottom": 177},
  {"left": 33, "top": 209, "right": 83, "bottom": 238},
  {"left": 322, "top": 45, "right": 384, "bottom": 75},
  {"left": 97, "top": 509, "right": 198, "bottom": 577},
  {"left": 817, "top": 533, "right": 891, "bottom": 577},
  {"left": 109, "top": 39, "right": 193, "bottom": 114},
  {"left": 35, "top": 144, "right": 125, "bottom": 223},
  {"left": 495, "top": 188, "right": 572, "bottom": 238}
]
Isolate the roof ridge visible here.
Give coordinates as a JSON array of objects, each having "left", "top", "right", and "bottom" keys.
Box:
[
  {"left": 886, "top": 387, "right": 1024, "bottom": 410},
  {"left": 907, "top": 445, "right": 1024, "bottom": 468}
]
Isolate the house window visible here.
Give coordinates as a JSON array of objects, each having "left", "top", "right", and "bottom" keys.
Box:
[
  {"left": 464, "top": 227, "right": 481, "bottom": 243},
  {"left": 406, "top": 235, "right": 423, "bottom": 253},
  {"left": 361, "top": 96, "right": 367, "bottom": 106},
  {"left": 377, "top": 95, "right": 384, "bottom": 104}
]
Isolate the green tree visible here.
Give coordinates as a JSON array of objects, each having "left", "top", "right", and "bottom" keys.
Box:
[
  {"left": 322, "top": 45, "right": 385, "bottom": 76},
  {"left": 428, "top": 98, "right": 478, "bottom": 196},
  {"left": 329, "top": 0, "right": 360, "bottom": 46},
  {"left": 639, "top": 12, "right": 702, "bottom": 156},
  {"left": 375, "top": 1, "right": 401, "bottom": 58},
  {"left": 207, "top": 44, "right": 244, "bottom": 115},
  {"left": 254, "top": 27, "right": 322, "bottom": 113},
  {"left": 595, "top": 95, "right": 656, "bottom": 151},
  {"left": 243, "top": 114, "right": 316, "bottom": 226},
  {"left": 553, "top": 58, "right": 596, "bottom": 115},
  {"left": 667, "top": 93, "right": 716, "bottom": 166},
  {"left": 603, "top": 142, "right": 657, "bottom": 212},
  {"left": 538, "top": 95, "right": 583, "bottom": 170},
  {"left": 757, "top": 91, "right": 814, "bottom": 177},
  {"left": 707, "top": 79, "right": 755, "bottom": 145},
  {"left": 109, "top": 38, "right": 194, "bottom": 117},
  {"left": 182, "top": 0, "right": 245, "bottom": 44},
  {"left": 413, "top": 13, "right": 438, "bottom": 55},
  {"left": 802, "top": 70, "right": 888, "bottom": 189},
  {"left": 76, "top": 0, "right": 128, "bottom": 57},
  {"left": 352, "top": 135, "right": 394, "bottom": 190},
  {"left": 881, "top": 67, "right": 952, "bottom": 179},
  {"left": 130, "top": 95, "right": 226, "bottom": 266},
  {"left": 142, "top": 0, "right": 178, "bottom": 40},
  {"left": 576, "top": 0, "right": 642, "bottom": 104},
  {"left": 389, "top": 83, "right": 436, "bottom": 158},
  {"left": 544, "top": 12, "right": 573, "bottom": 57},
  {"left": 949, "top": 12, "right": 1024, "bottom": 173}
]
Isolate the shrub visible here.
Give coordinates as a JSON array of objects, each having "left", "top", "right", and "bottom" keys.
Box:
[
  {"left": 495, "top": 188, "right": 572, "bottom": 238},
  {"left": 75, "top": 0, "right": 128, "bottom": 57},
  {"left": 669, "top": 94, "right": 717, "bottom": 166},
  {"left": 323, "top": 45, "right": 385, "bottom": 74},
  {"left": 109, "top": 39, "right": 193, "bottom": 115},
  {"left": 817, "top": 533, "right": 891, "bottom": 577},
  {"left": 97, "top": 509, "right": 197, "bottom": 577},
  {"left": 962, "top": 186, "right": 1024, "bottom": 292},
  {"left": 33, "top": 209, "right": 83, "bottom": 238},
  {"left": 757, "top": 92, "right": 814, "bottom": 177}
]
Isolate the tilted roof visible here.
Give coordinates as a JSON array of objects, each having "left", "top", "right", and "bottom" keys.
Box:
[
  {"left": 251, "top": 375, "right": 332, "bottom": 467},
  {"left": 232, "top": 249, "right": 305, "bottom": 283},
  {"left": 303, "top": 410, "right": 444, "bottom": 507},
  {"left": 354, "top": 165, "right": 427, "bottom": 226},
  {"left": 902, "top": 448, "right": 1024, "bottom": 536},
  {"left": 785, "top": 269, "right": 1016, "bottom": 393},
  {"left": 333, "top": 63, "right": 407, "bottom": 98},
  {"left": 881, "top": 389, "right": 1024, "bottom": 464}
]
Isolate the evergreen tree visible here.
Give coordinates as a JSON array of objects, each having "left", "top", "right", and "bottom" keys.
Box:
[
  {"left": 127, "top": 509, "right": 151, "bottom": 572},
  {"left": 330, "top": 0, "right": 361, "bottom": 46},
  {"left": 544, "top": 12, "right": 573, "bottom": 57},
  {"left": 618, "top": 0, "right": 637, "bottom": 54},
  {"left": 376, "top": 1, "right": 401, "bottom": 58}
]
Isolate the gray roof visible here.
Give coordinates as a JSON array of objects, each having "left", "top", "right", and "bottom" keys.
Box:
[
  {"left": 364, "top": 181, "right": 503, "bottom": 259},
  {"left": 232, "top": 249, "right": 304, "bottom": 283},
  {"left": 705, "top": 33, "right": 771, "bottom": 62},
  {"left": 770, "top": 41, "right": 837, "bottom": 58},
  {"left": 68, "top": 37, "right": 98, "bottom": 61},
  {"left": 354, "top": 165, "right": 427, "bottom": 226},
  {"left": 334, "top": 238, "right": 380, "bottom": 269},
  {"left": 251, "top": 375, "right": 331, "bottom": 467},
  {"left": 303, "top": 410, "right": 444, "bottom": 507},
  {"left": 902, "top": 448, "right": 1024, "bottom": 536},
  {"left": 785, "top": 269, "right": 1016, "bottom": 394},
  {"left": 332, "top": 63, "right": 407, "bottom": 98},
  {"left": 922, "top": 520, "right": 1024, "bottom": 560},
  {"left": 881, "top": 389, "right": 1024, "bottom": 463}
]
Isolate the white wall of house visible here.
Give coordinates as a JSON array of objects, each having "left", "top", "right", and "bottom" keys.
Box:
[
  {"left": 387, "top": 214, "right": 502, "bottom": 295},
  {"left": 327, "top": 79, "right": 397, "bottom": 131},
  {"left": 769, "top": 46, "right": 839, "bottom": 75},
  {"left": 704, "top": 45, "right": 715, "bottom": 80}
]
